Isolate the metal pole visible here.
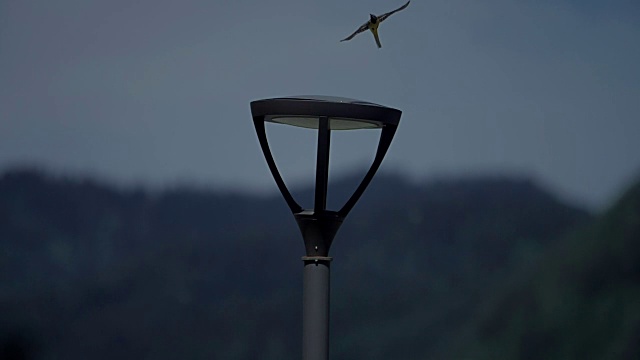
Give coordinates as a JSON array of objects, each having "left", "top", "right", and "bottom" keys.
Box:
[{"left": 302, "top": 257, "right": 331, "bottom": 360}]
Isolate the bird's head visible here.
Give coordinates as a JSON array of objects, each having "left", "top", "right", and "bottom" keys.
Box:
[{"left": 369, "top": 14, "right": 378, "bottom": 22}]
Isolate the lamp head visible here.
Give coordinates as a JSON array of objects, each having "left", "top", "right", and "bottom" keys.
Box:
[{"left": 250, "top": 95, "right": 402, "bottom": 256}]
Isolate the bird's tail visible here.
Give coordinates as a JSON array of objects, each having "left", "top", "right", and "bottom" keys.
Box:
[{"left": 372, "top": 29, "right": 382, "bottom": 48}]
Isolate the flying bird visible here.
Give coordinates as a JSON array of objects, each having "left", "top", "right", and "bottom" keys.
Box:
[{"left": 340, "top": 1, "right": 410, "bottom": 48}]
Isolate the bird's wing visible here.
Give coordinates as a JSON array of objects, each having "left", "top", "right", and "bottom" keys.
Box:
[
  {"left": 378, "top": 0, "right": 410, "bottom": 23},
  {"left": 340, "top": 21, "right": 370, "bottom": 42}
]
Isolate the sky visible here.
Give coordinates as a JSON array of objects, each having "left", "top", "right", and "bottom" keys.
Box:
[{"left": 1, "top": 0, "right": 639, "bottom": 210}]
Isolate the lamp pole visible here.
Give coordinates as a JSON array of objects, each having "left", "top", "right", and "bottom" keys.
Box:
[{"left": 250, "top": 96, "right": 401, "bottom": 359}]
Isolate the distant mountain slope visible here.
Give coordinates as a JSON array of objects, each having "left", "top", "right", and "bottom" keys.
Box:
[
  {"left": 450, "top": 179, "right": 640, "bottom": 360},
  {"left": 0, "top": 169, "right": 592, "bottom": 359}
]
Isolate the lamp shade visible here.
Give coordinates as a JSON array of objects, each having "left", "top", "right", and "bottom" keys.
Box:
[{"left": 250, "top": 95, "right": 401, "bottom": 130}]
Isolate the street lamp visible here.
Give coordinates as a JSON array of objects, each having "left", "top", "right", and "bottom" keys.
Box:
[{"left": 250, "top": 95, "right": 401, "bottom": 360}]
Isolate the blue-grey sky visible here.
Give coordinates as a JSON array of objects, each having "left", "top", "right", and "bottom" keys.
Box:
[{"left": 1, "top": 0, "right": 639, "bottom": 210}]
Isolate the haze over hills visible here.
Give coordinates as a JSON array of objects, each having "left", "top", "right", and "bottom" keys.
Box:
[{"left": 1, "top": 168, "right": 637, "bottom": 359}]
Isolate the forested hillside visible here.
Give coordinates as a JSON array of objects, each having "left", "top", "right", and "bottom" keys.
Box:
[
  {"left": 449, "top": 179, "right": 640, "bottom": 359},
  {"left": 3, "top": 168, "right": 627, "bottom": 359}
]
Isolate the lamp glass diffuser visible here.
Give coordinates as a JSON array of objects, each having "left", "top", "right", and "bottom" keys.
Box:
[{"left": 268, "top": 116, "right": 381, "bottom": 130}]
